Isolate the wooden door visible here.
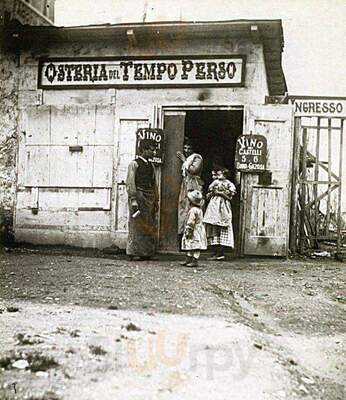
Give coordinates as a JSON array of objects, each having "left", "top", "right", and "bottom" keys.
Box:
[
  {"left": 16, "top": 105, "right": 114, "bottom": 236},
  {"left": 242, "top": 105, "right": 294, "bottom": 256},
  {"left": 159, "top": 112, "right": 185, "bottom": 252}
]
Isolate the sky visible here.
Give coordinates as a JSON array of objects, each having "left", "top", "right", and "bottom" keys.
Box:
[{"left": 54, "top": 0, "right": 346, "bottom": 97}]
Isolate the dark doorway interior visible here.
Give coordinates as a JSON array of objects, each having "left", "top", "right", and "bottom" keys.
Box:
[{"left": 184, "top": 110, "right": 243, "bottom": 253}]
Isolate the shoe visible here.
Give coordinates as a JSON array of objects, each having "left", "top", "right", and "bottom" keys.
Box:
[
  {"left": 207, "top": 255, "right": 218, "bottom": 261},
  {"left": 130, "top": 256, "right": 149, "bottom": 261},
  {"left": 180, "top": 256, "right": 192, "bottom": 266},
  {"left": 216, "top": 255, "right": 225, "bottom": 261},
  {"left": 186, "top": 259, "right": 198, "bottom": 268}
]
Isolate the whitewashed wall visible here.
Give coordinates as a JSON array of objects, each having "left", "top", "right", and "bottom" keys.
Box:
[{"left": 15, "top": 36, "right": 269, "bottom": 248}]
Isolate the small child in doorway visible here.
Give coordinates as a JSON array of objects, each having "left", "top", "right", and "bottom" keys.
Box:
[
  {"left": 203, "top": 167, "right": 236, "bottom": 260},
  {"left": 181, "top": 190, "right": 207, "bottom": 267}
]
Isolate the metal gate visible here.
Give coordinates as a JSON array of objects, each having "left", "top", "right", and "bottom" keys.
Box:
[{"left": 292, "top": 116, "right": 345, "bottom": 253}]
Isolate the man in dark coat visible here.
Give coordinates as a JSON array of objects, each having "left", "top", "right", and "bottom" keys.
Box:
[{"left": 126, "top": 139, "right": 158, "bottom": 260}]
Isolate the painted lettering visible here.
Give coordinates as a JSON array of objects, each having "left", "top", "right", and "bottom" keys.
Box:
[
  {"left": 134, "top": 63, "right": 143, "bottom": 80},
  {"left": 227, "top": 62, "right": 236, "bottom": 78},
  {"left": 57, "top": 64, "right": 65, "bottom": 82},
  {"left": 167, "top": 63, "right": 177, "bottom": 80},
  {"left": 206, "top": 62, "right": 218, "bottom": 81},
  {"left": 120, "top": 61, "right": 133, "bottom": 81},
  {"left": 73, "top": 64, "right": 83, "bottom": 81},
  {"left": 195, "top": 62, "right": 206, "bottom": 80},
  {"left": 181, "top": 60, "right": 193, "bottom": 80},
  {"left": 83, "top": 64, "right": 93, "bottom": 81},
  {"left": 218, "top": 62, "right": 226, "bottom": 80},
  {"left": 143, "top": 64, "right": 155, "bottom": 80},
  {"left": 64, "top": 64, "right": 74, "bottom": 81}
]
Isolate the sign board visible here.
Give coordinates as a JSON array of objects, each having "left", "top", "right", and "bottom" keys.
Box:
[
  {"left": 136, "top": 128, "right": 165, "bottom": 164},
  {"left": 289, "top": 97, "right": 346, "bottom": 117},
  {"left": 235, "top": 134, "right": 267, "bottom": 172},
  {"left": 38, "top": 56, "right": 246, "bottom": 89}
]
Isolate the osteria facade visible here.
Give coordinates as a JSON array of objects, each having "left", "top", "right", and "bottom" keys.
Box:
[{"left": 8, "top": 20, "right": 294, "bottom": 256}]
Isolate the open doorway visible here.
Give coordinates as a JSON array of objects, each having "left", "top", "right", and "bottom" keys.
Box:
[
  {"left": 185, "top": 110, "right": 243, "bottom": 253},
  {"left": 159, "top": 109, "right": 243, "bottom": 253}
]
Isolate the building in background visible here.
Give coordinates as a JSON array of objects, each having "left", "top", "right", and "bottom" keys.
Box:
[
  {"left": 0, "top": 0, "right": 55, "bottom": 245},
  {"left": 1, "top": 2, "right": 344, "bottom": 255},
  {"left": 2, "top": 19, "right": 294, "bottom": 256}
]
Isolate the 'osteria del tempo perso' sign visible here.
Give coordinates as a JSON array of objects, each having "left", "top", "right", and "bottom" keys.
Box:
[{"left": 38, "top": 56, "right": 246, "bottom": 89}]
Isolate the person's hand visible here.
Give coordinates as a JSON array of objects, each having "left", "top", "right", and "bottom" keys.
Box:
[
  {"left": 184, "top": 227, "right": 193, "bottom": 239},
  {"left": 130, "top": 200, "right": 139, "bottom": 214},
  {"left": 176, "top": 151, "right": 185, "bottom": 162}
]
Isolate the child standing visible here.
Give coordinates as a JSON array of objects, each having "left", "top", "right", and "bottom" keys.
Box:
[
  {"left": 181, "top": 190, "right": 207, "bottom": 267},
  {"left": 203, "top": 168, "right": 236, "bottom": 260}
]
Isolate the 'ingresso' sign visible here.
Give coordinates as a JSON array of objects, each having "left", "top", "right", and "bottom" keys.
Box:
[
  {"left": 235, "top": 134, "right": 267, "bottom": 172},
  {"left": 38, "top": 56, "right": 246, "bottom": 89},
  {"left": 289, "top": 97, "right": 346, "bottom": 117}
]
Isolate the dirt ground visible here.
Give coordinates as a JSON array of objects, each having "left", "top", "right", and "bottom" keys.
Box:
[{"left": 0, "top": 248, "right": 345, "bottom": 400}]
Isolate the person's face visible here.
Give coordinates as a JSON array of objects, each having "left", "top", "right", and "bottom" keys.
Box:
[
  {"left": 183, "top": 144, "right": 193, "bottom": 157},
  {"left": 216, "top": 170, "right": 225, "bottom": 180},
  {"left": 143, "top": 146, "right": 155, "bottom": 159},
  {"left": 211, "top": 170, "right": 217, "bottom": 180}
]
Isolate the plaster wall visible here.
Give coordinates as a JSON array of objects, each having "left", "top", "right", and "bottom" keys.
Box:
[{"left": 0, "top": 47, "right": 19, "bottom": 218}]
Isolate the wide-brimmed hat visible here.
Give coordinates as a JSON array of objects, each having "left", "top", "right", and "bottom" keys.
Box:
[{"left": 187, "top": 190, "right": 203, "bottom": 206}]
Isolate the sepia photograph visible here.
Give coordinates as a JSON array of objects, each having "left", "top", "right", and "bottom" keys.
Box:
[{"left": 0, "top": 0, "right": 345, "bottom": 399}]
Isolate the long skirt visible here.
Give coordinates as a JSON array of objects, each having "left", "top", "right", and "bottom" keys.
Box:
[
  {"left": 126, "top": 189, "right": 157, "bottom": 257},
  {"left": 206, "top": 224, "right": 234, "bottom": 248}
]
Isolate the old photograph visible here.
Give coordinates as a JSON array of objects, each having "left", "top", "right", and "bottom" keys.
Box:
[{"left": 0, "top": 0, "right": 345, "bottom": 399}]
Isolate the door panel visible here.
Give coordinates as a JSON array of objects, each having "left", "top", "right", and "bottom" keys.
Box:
[
  {"left": 159, "top": 113, "right": 185, "bottom": 252},
  {"left": 23, "top": 106, "right": 51, "bottom": 145},
  {"left": 242, "top": 105, "right": 294, "bottom": 256},
  {"left": 17, "top": 105, "right": 115, "bottom": 239}
]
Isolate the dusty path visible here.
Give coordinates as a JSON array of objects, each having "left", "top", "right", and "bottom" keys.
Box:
[{"left": 0, "top": 251, "right": 345, "bottom": 399}]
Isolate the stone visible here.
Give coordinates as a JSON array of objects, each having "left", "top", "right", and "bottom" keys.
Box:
[
  {"left": 301, "top": 376, "right": 315, "bottom": 385},
  {"left": 6, "top": 306, "right": 19, "bottom": 313},
  {"left": 36, "top": 371, "right": 49, "bottom": 378},
  {"left": 12, "top": 359, "right": 29, "bottom": 369}
]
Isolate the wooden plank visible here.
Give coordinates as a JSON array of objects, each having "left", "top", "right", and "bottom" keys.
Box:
[
  {"left": 326, "top": 118, "right": 332, "bottom": 232},
  {"left": 39, "top": 188, "right": 79, "bottom": 210},
  {"left": 92, "top": 146, "right": 113, "bottom": 187},
  {"left": 303, "top": 180, "right": 339, "bottom": 184},
  {"left": 76, "top": 105, "right": 96, "bottom": 146},
  {"left": 299, "top": 128, "right": 308, "bottom": 252},
  {"left": 50, "top": 106, "right": 78, "bottom": 145},
  {"left": 24, "top": 106, "right": 51, "bottom": 145},
  {"left": 49, "top": 146, "right": 77, "bottom": 187},
  {"left": 306, "top": 183, "right": 339, "bottom": 209},
  {"left": 25, "top": 146, "right": 50, "bottom": 186},
  {"left": 16, "top": 209, "right": 111, "bottom": 229},
  {"left": 94, "top": 105, "right": 114, "bottom": 145},
  {"left": 337, "top": 119, "right": 344, "bottom": 252},
  {"left": 289, "top": 117, "right": 301, "bottom": 253},
  {"left": 306, "top": 151, "right": 339, "bottom": 180},
  {"left": 20, "top": 188, "right": 112, "bottom": 212},
  {"left": 159, "top": 113, "right": 185, "bottom": 252},
  {"left": 78, "top": 189, "right": 111, "bottom": 210},
  {"left": 314, "top": 118, "right": 320, "bottom": 239},
  {"left": 76, "top": 145, "right": 94, "bottom": 187},
  {"left": 301, "top": 125, "right": 342, "bottom": 131}
]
